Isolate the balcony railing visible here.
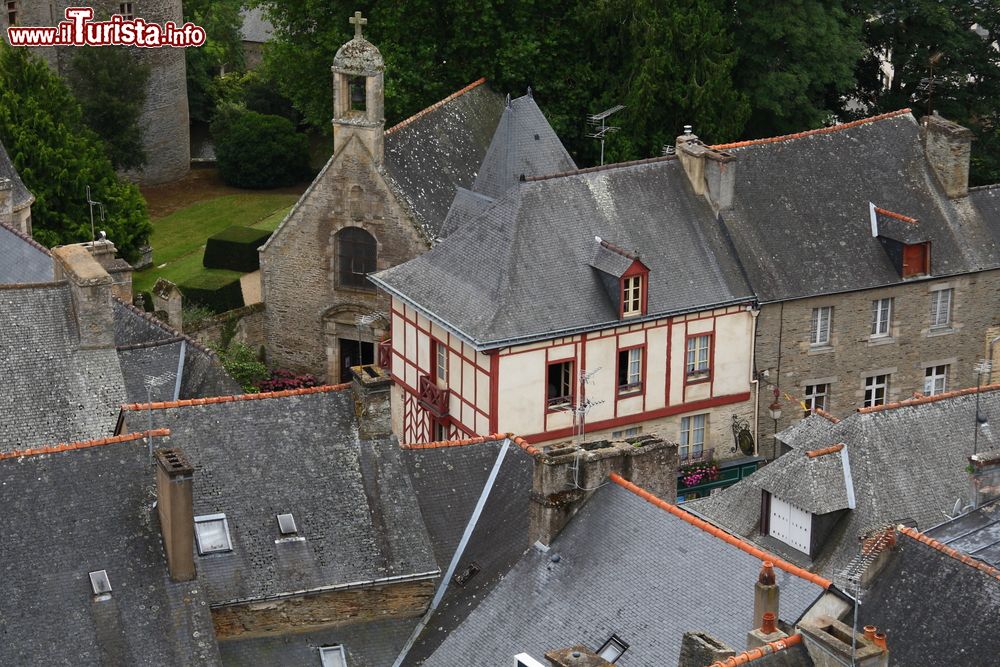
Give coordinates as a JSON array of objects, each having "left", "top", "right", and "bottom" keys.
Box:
[
  {"left": 418, "top": 374, "right": 449, "bottom": 418},
  {"left": 377, "top": 339, "right": 392, "bottom": 371},
  {"left": 677, "top": 446, "right": 715, "bottom": 464}
]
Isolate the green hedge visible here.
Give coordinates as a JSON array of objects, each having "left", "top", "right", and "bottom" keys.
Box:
[
  {"left": 178, "top": 273, "right": 245, "bottom": 313},
  {"left": 203, "top": 225, "right": 271, "bottom": 272}
]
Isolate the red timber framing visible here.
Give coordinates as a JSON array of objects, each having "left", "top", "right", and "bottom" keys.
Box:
[
  {"left": 683, "top": 331, "right": 715, "bottom": 387},
  {"left": 389, "top": 298, "right": 749, "bottom": 446}
]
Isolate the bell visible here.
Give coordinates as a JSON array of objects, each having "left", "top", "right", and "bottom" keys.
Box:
[{"left": 351, "top": 78, "right": 366, "bottom": 109}]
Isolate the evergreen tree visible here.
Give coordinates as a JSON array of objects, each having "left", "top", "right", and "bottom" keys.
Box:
[
  {"left": 0, "top": 44, "right": 150, "bottom": 260},
  {"left": 185, "top": 0, "right": 245, "bottom": 123}
]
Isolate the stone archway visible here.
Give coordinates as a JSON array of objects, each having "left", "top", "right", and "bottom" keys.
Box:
[{"left": 322, "top": 304, "right": 388, "bottom": 383}]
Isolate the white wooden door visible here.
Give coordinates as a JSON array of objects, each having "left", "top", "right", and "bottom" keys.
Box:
[{"left": 769, "top": 495, "right": 811, "bottom": 554}]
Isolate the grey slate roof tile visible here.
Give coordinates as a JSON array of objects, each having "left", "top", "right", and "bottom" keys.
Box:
[
  {"left": 0, "top": 139, "right": 34, "bottom": 211},
  {"left": 424, "top": 483, "right": 824, "bottom": 666},
  {"left": 926, "top": 498, "right": 1000, "bottom": 569},
  {"left": 0, "top": 438, "right": 222, "bottom": 666},
  {"left": 438, "top": 187, "right": 495, "bottom": 239},
  {"left": 374, "top": 159, "right": 754, "bottom": 348},
  {"left": 126, "top": 389, "right": 438, "bottom": 604},
  {"left": 0, "top": 223, "right": 52, "bottom": 284},
  {"left": 756, "top": 447, "right": 853, "bottom": 515}
]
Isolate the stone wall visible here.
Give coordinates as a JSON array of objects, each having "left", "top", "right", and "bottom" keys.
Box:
[
  {"left": 261, "top": 135, "right": 428, "bottom": 381},
  {"left": 187, "top": 303, "right": 266, "bottom": 352},
  {"left": 211, "top": 579, "right": 434, "bottom": 639},
  {"left": 755, "top": 269, "right": 1000, "bottom": 458}
]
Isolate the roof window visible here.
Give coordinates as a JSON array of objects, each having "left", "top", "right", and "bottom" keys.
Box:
[
  {"left": 319, "top": 645, "right": 347, "bottom": 667},
  {"left": 277, "top": 513, "right": 298, "bottom": 535},
  {"left": 194, "top": 513, "right": 233, "bottom": 554},
  {"left": 89, "top": 569, "right": 111, "bottom": 596},
  {"left": 597, "top": 634, "right": 629, "bottom": 662}
]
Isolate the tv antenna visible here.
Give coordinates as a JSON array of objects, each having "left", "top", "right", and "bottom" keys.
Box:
[
  {"left": 587, "top": 104, "right": 625, "bottom": 166},
  {"left": 143, "top": 371, "right": 176, "bottom": 464},
  {"left": 85, "top": 185, "right": 105, "bottom": 243}
]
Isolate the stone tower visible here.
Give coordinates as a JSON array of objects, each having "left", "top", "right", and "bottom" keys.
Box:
[
  {"left": 0, "top": 1, "right": 190, "bottom": 184},
  {"left": 331, "top": 11, "right": 385, "bottom": 165}
]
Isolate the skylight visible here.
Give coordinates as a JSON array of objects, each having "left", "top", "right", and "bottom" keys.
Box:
[
  {"left": 89, "top": 569, "right": 111, "bottom": 595},
  {"left": 319, "top": 645, "right": 347, "bottom": 667},
  {"left": 194, "top": 513, "right": 232, "bottom": 554},
  {"left": 597, "top": 635, "right": 628, "bottom": 663},
  {"left": 277, "top": 513, "right": 298, "bottom": 535}
]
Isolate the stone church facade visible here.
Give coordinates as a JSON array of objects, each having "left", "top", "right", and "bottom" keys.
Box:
[{"left": 260, "top": 16, "right": 504, "bottom": 382}]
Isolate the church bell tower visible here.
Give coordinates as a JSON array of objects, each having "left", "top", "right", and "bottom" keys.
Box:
[{"left": 331, "top": 11, "right": 385, "bottom": 165}]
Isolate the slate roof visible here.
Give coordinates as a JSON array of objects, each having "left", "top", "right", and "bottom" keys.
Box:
[
  {"left": 438, "top": 186, "right": 495, "bottom": 239},
  {"left": 0, "top": 283, "right": 125, "bottom": 453},
  {"left": 756, "top": 446, "right": 853, "bottom": 515},
  {"left": 969, "top": 184, "right": 1000, "bottom": 246},
  {"left": 384, "top": 80, "right": 505, "bottom": 239},
  {"left": 238, "top": 6, "right": 273, "bottom": 43},
  {"left": 219, "top": 617, "right": 417, "bottom": 667},
  {"left": 399, "top": 436, "right": 535, "bottom": 665},
  {"left": 0, "top": 138, "right": 34, "bottom": 211},
  {"left": 373, "top": 158, "right": 754, "bottom": 349},
  {"left": 859, "top": 528, "right": 1000, "bottom": 666},
  {"left": 713, "top": 111, "right": 1000, "bottom": 303},
  {"left": 926, "top": 497, "right": 1000, "bottom": 569},
  {"left": 470, "top": 93, "right": 576, "bottom": 199},
  {"left": 0, "top": 223, "right": 52, "bottom": 284},
  {"left": 688, "top": 387, "right": 1000, "bottom": 577},
  {"left": 423, "top": 481, "right": 825, "bottom": 666},
  {"left": 117, "top": 387, "right": 438, "bottom": 605},
  {"left": 0, "top": 432, "right": 222, "bottom": 666}
]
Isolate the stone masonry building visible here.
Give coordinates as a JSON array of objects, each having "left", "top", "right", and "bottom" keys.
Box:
[{"left": 1, "top": 1, "right": 190, "bottom": 184}]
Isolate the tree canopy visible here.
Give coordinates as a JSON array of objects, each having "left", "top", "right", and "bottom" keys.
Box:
[{"left": 0, "top": 44, "right": 150, "bottom": 260}]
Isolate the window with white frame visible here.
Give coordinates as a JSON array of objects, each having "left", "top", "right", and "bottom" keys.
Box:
[
  {"left": 547, "top": 360, "right": 574, "bottom": 409},
  {"left": 686, "top": 335, "right": 711, "bottom": 378},
  {"left": 864, "top": 374, "right": 890, "bottom": 407},
  {"left": 622, "top": 275, "right": 643, "bottom": 317},
  {"left": 194, "top": 514, "right": 232, "bottom": 554},
  {"left": 119, "top": 2, "right": 134, "bottom": 20},
  {"left": 433, "top": 339, "right": 448, "bottom": 385},
  {"left": 871, "top": 298, "right": 892, "bottom": 337},
  {"left": 810, "top": 307, "right": 832, "bottom": 346},
  {"left": 803, "top": 384, "right": 828, "bottom": 416},
  {"left": 924, "top": 365, "right": 948, "bottom": 395},
  {"left": 319, "top": 645, "right": 347, "bottom": 667},
  {"left": 597, "top": 635, "right": 629, "bottom": 663},
  {"left": 930, "top": 288, "right": 953, "bottom": 329},
  {"left": 679, "top": 414, "right": 706, "bottom": 459},
  {"left": 617, "top": 347, "right": 643, "bottom": 394}
]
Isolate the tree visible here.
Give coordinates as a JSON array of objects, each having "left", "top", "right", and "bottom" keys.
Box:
[
  {"left": 184, "top": 0, "right": 245, "bottom": 123},
  {"left": 211, "top": 108, "right": 310, "bottom": 188},
  {"left": 729, "top": 0, "right": 864, "bottom": 137},
  {"left": 0, "top": 43, "right": 150, "bottom": 260},
  {"left": 66, "top": 47, "right": 151, "bottom": 170},
  {"left": 857, "top": 0, "right": 1000, "bottom": 184}
]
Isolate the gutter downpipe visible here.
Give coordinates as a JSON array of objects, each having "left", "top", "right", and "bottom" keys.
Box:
[{"left": 749, "top": 306, "right": 761, "bottom": 456}]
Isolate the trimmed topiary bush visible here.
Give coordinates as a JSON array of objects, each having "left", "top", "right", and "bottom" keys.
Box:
[
  {"left": 178, "top": 273, "right": 245, "bottom": 313},
  {"left": 203, "top": 225, "right": 271, "bottom": 272},
  {"left": 211, "top": 108, "right": 310, "bottom": 188}
]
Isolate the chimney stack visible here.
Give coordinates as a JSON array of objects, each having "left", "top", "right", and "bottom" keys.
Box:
[
  {"left": 676, "top": 128, "right": 737, "bottom": 211},
  {"left": 155, "top": 448, "right": 196, "bottom": 582},
  {"left": 52, "top": 244, "right": 115, "bottom": 349},
  {"left": 799, "top": 616, "right": 888, "bottom": 667},
  {"left": 753, "top": 561, "right": 780, "bottom": 633},
  {"left": 969, "top": 449, "right": 1000, "bottom": 509},
  {"left": 543, "top": 646, "right": 613, "bottom": 667},
  {"left": 922, "top": 114, "right": 974, "bottom": 198},
  {"left": 83, "top": 236, "right": 134, "bottom": 301},
  {"left": 676, "top": 632, "right": 737, "bottom": 667},
  {"left": 529, "top": 435, "right": 678, "bottom": 546},
  {"left": 747, "top": 609, "right": 788, "bottom": 650}
]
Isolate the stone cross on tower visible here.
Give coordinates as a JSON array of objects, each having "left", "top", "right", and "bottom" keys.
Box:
[{"left": 349, "top": 11, "right": 367, "bottom": 39}]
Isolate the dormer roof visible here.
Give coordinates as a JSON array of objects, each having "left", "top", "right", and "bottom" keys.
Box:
[
  {"left": 869, "top": 203, "right": 928, "bottom": 244},
  {"left": 589, "top": 237, "right": 642, "bottom": 278}
]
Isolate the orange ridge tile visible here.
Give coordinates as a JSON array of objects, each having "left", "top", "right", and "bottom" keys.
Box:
[
  {"left": 898, "top": 525, "right": 1000, "bottom": 582},
  {"left": 401, "top": 433, "right": 507, "bottom": 450},
  {"left": 858, "top": 382, "right": 1000, "bottom": 414},
  {"left": 610, "top": 473, "right": 832, "bottom": 590},
  {"left": 813, "top": 408, "right": 840, "bottom": 424},
  {"left": 0, "top": 429, "right": 170, "bottom": 462},
  {"left": 384, "top": 78, "right": 488, "bottom": 136},
  {"left": 873, "top": 206, "right": 918, "bottom": 224},
  {"left": 805, "top": 443, "right": 844, "bottom": 459},
  {"left": 711, "top": 109, "right": 912, "bottom": 151},
  {"left": 120, "top": 383, "right": 351, "bottom": 411},
  {"left": 711, "top": 634, "right": 803, "bottom": 666}
]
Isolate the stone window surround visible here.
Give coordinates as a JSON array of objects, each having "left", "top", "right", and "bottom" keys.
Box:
[
  {"left": 927, "top": 283, "right": 956, "bottom": 335},
  {"left": 861, "top": 367, "right": 896, "bottom": 407}
]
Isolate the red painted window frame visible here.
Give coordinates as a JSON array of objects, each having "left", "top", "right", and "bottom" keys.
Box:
[
  {"left": 615, "top": 343, "right": 646, "bottom": 397},
  {"left": 901, "top": 241, "right": 931, "bottom": 278},
  {"left": 545, "top": 358, "right": 575, "bottom": 413},
  {"left": 619, "top": 261, "right": 650, "bottom": 318},
  {"left": 684, "top": 332, "right": 713, "bottom": 385}
]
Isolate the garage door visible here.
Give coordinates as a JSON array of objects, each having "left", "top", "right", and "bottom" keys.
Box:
[{"left": 769, "top": 495, "right": 811, "bottom": 554}]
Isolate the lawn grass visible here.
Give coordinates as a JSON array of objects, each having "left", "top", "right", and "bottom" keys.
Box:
[{"left": 133, "top": 193, "right": 297, "bottom": 293}]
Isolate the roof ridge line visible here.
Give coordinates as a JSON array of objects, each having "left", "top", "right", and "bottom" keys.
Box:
[
  {"left": 112, "top": 295, "right": 218, "bottom": 358},
  {"left": 813, "top": 407, "right": 841, "bottom": 424},
  {"left": 523, "top": 154, "right": 678, "bottom": 183},
  {"left": 401, "top": 432, "right": 508, "bottom": 450},
  {"left": 610, "top": 473, "right": 832, "bottom": 589},
  {"left": 873, "top": 206, "right": 918, "bottom": 225},
  {"left": 384, "top": 77, "right": 488, "bottom": 136},
  {"left": 0, "top": 428, "right": 170, "bottom": 462},
  {"left": 116, "top": 335, "right": 186, "bottom": 352},
  {"left": 120, "top": 383, "right": 351, "bottom": 411},
  {"left": 0, "top": 279, "right": 67, "bottom": 291},
  {"left": 898, "top": 525, "right": 1000, "bottom": 581},
  {"left": 858, "top": 382, "right": 1000, "bottom": 414},
  {"left": 710, "top": 633, "right": 803, "bottom": 667},
  {"left": 711, "top": 108, "right": 912, "bottom": 151},
  {"left": 805, "top": 443, "right": 845, "bottom": 459},
  {"left": 596, "top": 237, "right": 639, "bottom": 261},
  {"left": 1, "top": 222, "right": 51, "bottom": 256}
]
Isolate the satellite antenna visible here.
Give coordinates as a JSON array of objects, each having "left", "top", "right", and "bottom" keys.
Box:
[
  {"left": 587, "top": 104, "right": 625, "bottom": 166},
  {"left": 85, "top": 185, "right": 105, "bottom": 243}
]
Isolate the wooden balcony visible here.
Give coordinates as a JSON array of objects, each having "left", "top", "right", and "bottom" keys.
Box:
[
  {"left": 377, "top": 339, "right": 392, "bottom": 371},
  {"left": 418, "top": 374, "right": 449, "bottom": 418}
]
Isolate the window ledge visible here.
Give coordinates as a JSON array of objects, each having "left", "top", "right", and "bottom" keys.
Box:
[
  {"left": 926, "top": 326, "right": 955, "bottom": 337},
  {"left": 866, "top": 336, "right": 895, "bottom": 347},
  {"left": 806, "top": 345, "right": 834, "bottom": 356}
]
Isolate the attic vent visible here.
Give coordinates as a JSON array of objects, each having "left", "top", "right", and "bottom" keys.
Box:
[
  {"left": 277, "top": 513, "right": 298, "bottom": 535},
  {"left": 597, "top": 634, "right": 629, "bottom": 663},
  {"left": 453, "top": 561, "right": 481, "bottom": 587},
  {"left": 534, "top": 133, "right": 540, "bottom": 140},
  {"left": 89, "top": 569, "right": 111, "bottom": 596}
]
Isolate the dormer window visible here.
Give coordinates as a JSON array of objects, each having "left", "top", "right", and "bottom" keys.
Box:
[
  {"left": 621, "top": 275, "right": 643, "bottom": 317},
  {"left": 590, "top": 237, "right": 649, "bottom": 319},
  {"left": 869, "top": 203, "right": 931, "bottom": 279}
]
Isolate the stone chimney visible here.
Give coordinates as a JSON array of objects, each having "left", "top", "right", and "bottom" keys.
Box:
[
  {"left": 529, "top": 435, "right": 678, "bottom": 546},
  {"left": 154, "top": 448, "right": 196, "bottom": 582},
  {"left": 83, "top": 236, "right": 133, "bottom": 301},
  {"left": 0, "top": 177, "right": 12, "bottom": 227},
  {"left": 752, "top": 562, "right": 780, "bottom": 636},
  {"left": 543, "top": 646, "right": 613, "bottom": 667},
  {"left": 351, "top": 363, "right": 393, "bottom": 438},
  {"left": 969, "top": 448, "right": 1000, "bottom": 509},
  {"left": 799, "top": 616, "right": 888, "bottom": 667},
  {"left": 676, "top": 127, "right": 737, "bottom": 211},
  {"left": 152, "top": 278, "right": 184, "bottom": 331},
  {"left": 676, "top": 632, "right": 736, "bottom": 667},
  {"left": 747, "top": 611, "right": 788, "bottom": 650},
  {"left": 922, "top": 114, "right": 974, "bottom": 198},
  {"left": 52, "top": 244, "right": 115, "bottom": 349}
]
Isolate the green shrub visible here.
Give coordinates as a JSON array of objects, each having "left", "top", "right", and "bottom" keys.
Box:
[
  {"left": 179, "top": 273, "right": 245, "bottom": 313},
  {"left": 214, "top": 342, "right": 267, "bottom": 393},
  {"left": 181, "top": 302, "right": 216, "bottom": 330},
  {"left": 211, "top": 109, "right": 310, "bottom": 188},
  {"left": 203, "top": 225, "right": 271, "bottom": 272}
]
